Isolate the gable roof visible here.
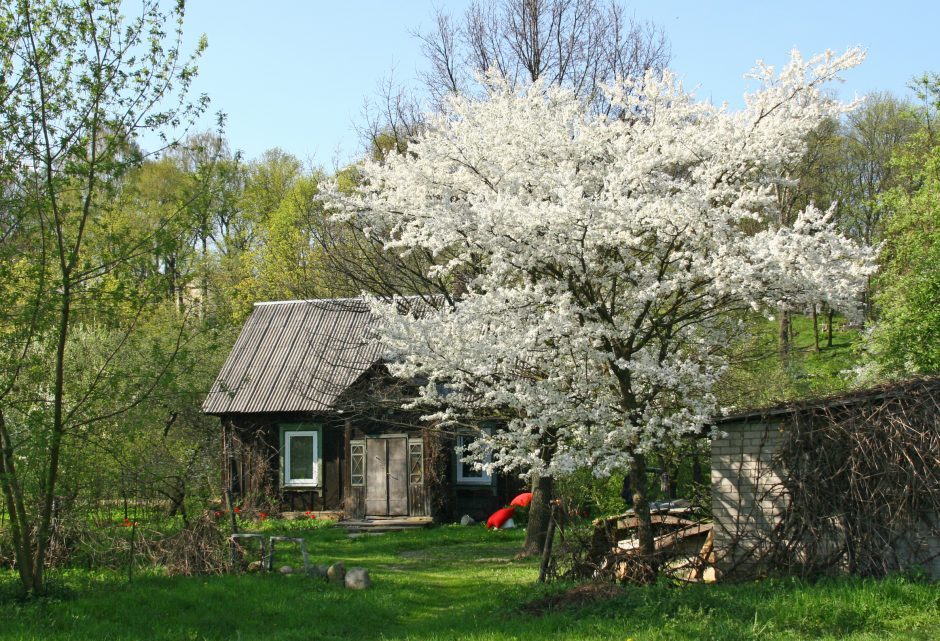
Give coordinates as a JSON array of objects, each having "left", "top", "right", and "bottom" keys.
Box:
[{"left": 202, "top": 298, "right": 381, "bottom": 415}]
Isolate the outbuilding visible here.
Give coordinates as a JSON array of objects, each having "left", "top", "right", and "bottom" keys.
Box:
[{"left": 711, "top": 377, "right": 940, "bottom": 579}]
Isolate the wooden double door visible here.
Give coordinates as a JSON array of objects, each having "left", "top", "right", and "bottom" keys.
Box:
[{"left": 365, "top": 437, "right": 408, "bottom": 516}]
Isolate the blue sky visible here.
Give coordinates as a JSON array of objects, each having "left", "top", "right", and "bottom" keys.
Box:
[{"left": 177, "top": 1, "right": 939, "bottom": 167}]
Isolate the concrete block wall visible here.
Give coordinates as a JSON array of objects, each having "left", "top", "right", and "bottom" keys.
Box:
[
  {"left": 711, "top": 416, "right": 940, "bottom": 579},
  {"left": 710, "top": 418, "right": 789, "bottom": 574}
]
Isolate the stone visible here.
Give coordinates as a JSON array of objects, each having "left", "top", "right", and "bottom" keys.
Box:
[
  {"left": 307, "top": 564, "right": 329, "bottom": 579},
  {"left": 344, "top": 567, "right": 372, "bottom": 590},
  {"left": 460, "top": 514, "right": 475, "bottom": 526},
  {"left": 246, "top": 561, "right": 263, "bottom": 573},
  {"left": 327, "top": 562, "right": 346, "bottom": 584},
  {"left": 279, "top": 565, "right": 294, "bottom": 575}
]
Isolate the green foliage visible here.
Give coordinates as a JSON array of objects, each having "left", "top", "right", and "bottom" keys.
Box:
[
  {"left": 869, "top": 127, "right": 940, "bottom": 376},
  {"left": 556, "top": 469, "right": 628, "bottom": 517},
  {"left": 836, "top": 93, "right": 920, "bottom": 246},
  {"left": 245, "top": 172, "right": 339, "bottom": 301},
  {"left": 234, "top": 515, "right": 336, "bottom": 534},
  {"left": 719, "top": 313, "right": 863, "bottom": 408},
  {"left": 0, "top": 0, "right": 215, "bottom": 594},
  {"left": 1, "top": 527, "right": 937, "bottom": 640}
]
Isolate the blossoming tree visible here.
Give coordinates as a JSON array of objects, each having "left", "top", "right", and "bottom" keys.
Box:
[{"left": 325, "top": 49, "right": 875, "bottom": 560}]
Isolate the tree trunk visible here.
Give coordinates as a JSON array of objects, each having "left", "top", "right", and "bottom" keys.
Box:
[
  {"left": 778, "top": 309, "right": 791, "bottom": 363},
  {"left": 201, "top": 235, "right": 209, "bottom": 317},
  {"left": 826, "top": 308, "right": 834, "bottom": 348},
  {"left": 0, "top": 409, "right": 37, "bottom": 592},
  {"left": 812, "top": 304, "right": 820, "bottom": 352},
  {"left": 691, "top": 441, "right": 704, "bottom": 486},
  {"left": 657, "top": 454, "right": 676, "bottom": 499},
  {"left": 31, "top": 278, "right": 73, "bottom": 595},
  {"left": 537, "top": 501, "right": 557, "bottom": 583},
  {"left": 522, "top": 473, "right": 553, "bottom": 557},
  {"left": 629, "top": 453, "right": 657, "bottom": 582}
]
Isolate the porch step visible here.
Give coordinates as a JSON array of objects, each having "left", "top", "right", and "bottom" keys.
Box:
[{"left": 337, "top": 516, "right": 434, "bottom": 532}]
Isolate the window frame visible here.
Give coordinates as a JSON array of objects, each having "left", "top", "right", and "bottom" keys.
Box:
[
  {"left": 350, "top": 440, "right": 366, "bottom": 487},
  {"left": 279, "top": 424, "right": 322, "bottom": 489},
  {"left": 455, "top": 432, "right": 493, "bottom": 486},
  {"left": 408, "top": 440, "right": 424, "bottom": 485}
]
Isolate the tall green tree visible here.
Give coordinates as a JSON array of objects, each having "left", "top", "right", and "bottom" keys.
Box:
[
  {"left": 868, "top": 75, "right": 940, "bottom": 376},
  {"left": 0, "top": 0, "right": 207, "bottom": 595},
  {"left": 838, "top": 93, "right": 919, "bottom": 247}
]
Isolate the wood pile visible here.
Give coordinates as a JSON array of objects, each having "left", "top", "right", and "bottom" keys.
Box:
[{"left": 585, "top": 510, "right": 715, "bottom": 582}]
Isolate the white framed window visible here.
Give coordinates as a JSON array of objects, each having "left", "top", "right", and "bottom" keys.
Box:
[
  {"left": 456, "top": 433, "right": 492, "bottom": 485},
  {"left": 281, "top": 426, "right": 320, "bottom": 488},
  {"left": 350, "top": 440, "right": 365, "bottom": 487}
]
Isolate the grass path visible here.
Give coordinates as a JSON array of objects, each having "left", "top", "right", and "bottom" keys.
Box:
[{"left": 1, "top": 525, "right": 938, "bottom": 640}]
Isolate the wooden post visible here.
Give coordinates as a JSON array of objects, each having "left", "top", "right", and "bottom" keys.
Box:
[
  {"left": 538, "top": 502, "right": 557, "bottom": 583},
  {"left": 343, "top": 418, "right": 352, "bottom": 514},
  {"left": 264, "top": 538, "right": 274, "bottom": 572},
  {"left": 225, "top": 488, "right": 239, "bottom": 569}
]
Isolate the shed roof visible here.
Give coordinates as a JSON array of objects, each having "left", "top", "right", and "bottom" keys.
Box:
[
  {"left": 714, "top": 376, "right": 940, "bottom": 426},
  {"left": 202, "top": 298, "right": 382, "bottom": 415}
]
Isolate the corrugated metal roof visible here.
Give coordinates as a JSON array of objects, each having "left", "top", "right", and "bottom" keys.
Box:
[{"left": 202, "top": 298, "right": 382, "bottom": 415}]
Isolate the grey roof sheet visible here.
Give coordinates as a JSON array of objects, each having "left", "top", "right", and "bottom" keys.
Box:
[{"left": 202, "top": 298, "right": 382, "bottom": 415}]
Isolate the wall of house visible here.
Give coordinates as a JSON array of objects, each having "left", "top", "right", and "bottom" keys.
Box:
[
  {"left": 445, "top": 458, "right": 526, "bottom": 522},
  {"left": 342, "top": 418, "right": 433, "bottom": 519},
  {"left": 221, "top": 413, "right": 526, "bottom": 522},
  {"left": 222, "top": 414, "right": 346, "bottom": 513}
]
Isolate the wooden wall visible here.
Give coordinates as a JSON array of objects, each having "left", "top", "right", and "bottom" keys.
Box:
[{"left": 221, "top": 412, "right": 525, "bottom": 520}]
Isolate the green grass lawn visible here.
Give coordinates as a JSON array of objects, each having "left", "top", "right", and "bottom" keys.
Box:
[{"left": 1, "top": 524, "right": 937, "bottom": 641}]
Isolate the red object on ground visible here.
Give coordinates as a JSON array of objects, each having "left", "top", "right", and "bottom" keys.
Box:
[
  {"left": 510, "top": 492, "right": 533, "bottom": 508},
  {"left": 486, "top": 506, "right": 516, "bottom": 529}
]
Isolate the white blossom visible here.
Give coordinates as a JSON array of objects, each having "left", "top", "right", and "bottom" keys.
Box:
[{"left": 323, "top": 49, "right": 875, "bottom": 478}]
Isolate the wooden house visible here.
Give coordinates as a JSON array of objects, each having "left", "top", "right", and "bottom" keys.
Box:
[{"left": 202, "top": 298, "right": 521, "bottom": 521}]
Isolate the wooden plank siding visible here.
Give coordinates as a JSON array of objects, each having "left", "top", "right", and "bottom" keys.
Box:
[
  {"left": 222, "top": 413, "right": 347, "bottom": 513},
  {"left": 223, "top": 412, "right": 437, "bottom": 517}
]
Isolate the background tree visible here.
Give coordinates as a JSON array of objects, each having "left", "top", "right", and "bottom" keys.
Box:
[
  {"left": 360, "top": 0, "right": 670, "bottom": 156},
  {"left": 723, "top": 93, "right": 918, "bottom": 399},
  {"left": 867, "top": 74, "right": 940, "bottom": 377},
  {"left": 837, "top": 93, "right": 919, "bottom": 248},
  {"left": 417, "top": 0, "right": 669, "bottom": 112}
]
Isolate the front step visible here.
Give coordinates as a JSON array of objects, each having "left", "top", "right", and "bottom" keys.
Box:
[{"left": 337, "top": 516, "right": 434, "bottom": 532}]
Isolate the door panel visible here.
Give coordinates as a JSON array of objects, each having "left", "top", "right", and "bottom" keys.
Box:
[
  {"left": 387, "top": 438, "right": 408, "bottom": 516},
  {"left": 364, "top": 437, "right": 410, "bottom": 516},
  {"left": 365, "top": 439, "right": 387, "bottom": 515}
]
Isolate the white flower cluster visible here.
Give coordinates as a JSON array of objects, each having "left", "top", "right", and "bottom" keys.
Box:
[{"left": 323, "top": 49, "right": 876, "bottom": 478}]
